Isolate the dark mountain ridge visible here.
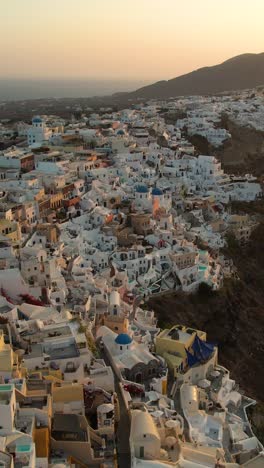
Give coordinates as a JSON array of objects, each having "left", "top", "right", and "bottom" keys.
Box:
[{"left": 127, "top": 53, "right": 264, "bottom": 99}]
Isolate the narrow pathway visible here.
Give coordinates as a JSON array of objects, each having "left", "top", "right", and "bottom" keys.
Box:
[
  {"left": 115, "top": 376, "right": 131, "bottom": 468},
  {"left": 102, "top": 350, "right": 131, "bottom": 468}
]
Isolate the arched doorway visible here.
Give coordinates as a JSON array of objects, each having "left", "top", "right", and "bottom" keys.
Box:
[{"left": 135, "top": 372, "right": 142, "bottom": 383}]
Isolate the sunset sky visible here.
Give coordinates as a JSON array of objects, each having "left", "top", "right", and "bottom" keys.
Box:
[{"left": 1, "top": 0, "right": 263, "bottom": 81}]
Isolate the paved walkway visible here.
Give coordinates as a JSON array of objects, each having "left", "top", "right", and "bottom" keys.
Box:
[
  {"left": 102, "top": 350, "right": 131, "bottom": 468},
  {"left": 115, "top": 377, "right": 131, "bottom": 468}
]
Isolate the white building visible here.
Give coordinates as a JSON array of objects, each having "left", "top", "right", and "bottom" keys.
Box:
[{"left": 27, "top": 116, "right": 52, "bottom": 146}]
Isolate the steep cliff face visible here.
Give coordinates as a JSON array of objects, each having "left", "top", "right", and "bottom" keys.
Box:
[
  {"left": 215, "top": 118, "right": 264, "bottom": 168},
  {"left": 186, "top": 116, "right": 264, "bottom": 171},
  {"left": 148, "top": 219, "right": 264, "bottom": 404}
]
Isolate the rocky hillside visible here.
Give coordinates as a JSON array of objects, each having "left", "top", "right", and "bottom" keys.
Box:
[
  {"left": 215, "top": 116, "right": 264, "bottom": 169},
  {"left": 127, "top": 53, "right": 264, "bottom": 99},
  {"left": 179, "top": 114, "right": 264, "bottom": 173},
  {"left": 148, "top": 211, "right": 264, "bottom": 404}
]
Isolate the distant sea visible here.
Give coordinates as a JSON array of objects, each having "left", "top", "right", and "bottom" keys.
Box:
[{"left": 0, "top": 79, "right": 150, "bottom": 101}]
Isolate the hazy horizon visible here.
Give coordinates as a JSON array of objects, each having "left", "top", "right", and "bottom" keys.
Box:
[
  {"left": 1, "top": 51, "right": 263, "bottom": 101},
  {"left": 1, "top": 0, "right": 264, "bottom": 83},
  {"left": 0, "top": 78, "right": 151, "bottom": 101}
]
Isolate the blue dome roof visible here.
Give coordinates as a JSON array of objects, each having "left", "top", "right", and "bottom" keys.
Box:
[
  {"left": 136, "top": 185, "right": 149, "bottom": 193},
  {"left": 115, "top": 333, "right": 132, "bottom": 345},
  {"left": 152, "top": 187, "right": 163, "bottom": 196},
  {"left": 32, "top": 116, "right": 42, "bottom": 123},
  {"left": 117, "top": 129, "right": 125, "bottom": 135}
]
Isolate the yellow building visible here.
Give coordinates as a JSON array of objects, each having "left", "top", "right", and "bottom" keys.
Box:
[
  {"left": 130, "top": 213, "right": 152, "bottom": 235},
  {"left": 155, "top": 325, "right": 206, "bottom": 376},
  {"left": 53, "top": 383, "right": 84, "bottom": 406},
  {"left": 34, "top": 427, "right": 49, "bottom": 459},
  {"left": 0, "top": 219, "right": 21, "bottom": 243},
  {"left": 103, "top": 290, "right": 129, "bottom": 334},
  {"left": 36, "top": 223, "right": 58, "bottom": 243},
  {"left": 50, "top": 192, "right": 63, "bottom": 209},
  {"left": 34, "top": 188, "right": 45, "bottom": 202},
  {"left": 52, "top": 383, "right": 85, "bottom": 416},
  {"left": 0, "top": 329, "right": 20, "bottom": 378},
  {"left": 170, "top": 249, "right": 196, "bottom": 270},
  {"left": 103, "top": 313, "right": 128, "bottom": 335},
  {"left": 28, "top": 367, "right": 62, "bottom": 381},
  {"left": 228, "top": 214, "right": 256, "bottom": 244}
]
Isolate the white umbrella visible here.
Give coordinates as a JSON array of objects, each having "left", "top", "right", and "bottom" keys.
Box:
[
  {"left": 210, "top": 370, "right": 220, "bottom": 378},
  {"left": 159, "top": 398, "right": 169, "bottom": 409},
  {"left": 97, "top": 403, "right": 114, "bottom": 413},
  {"left": 198, "top": 379, "right": 211, "bottom": 389},
  {"left": 165, "top": 436, "right": 177, "bottom": 447},
  {"left": 165, "top": 419, "right": 179, "bottom": 429},
  {"left": 147, "top": 391, "right": 160, "bottom": 402},
  {"left": 151, "top": 410, "right": 164, "bottom": 418}
]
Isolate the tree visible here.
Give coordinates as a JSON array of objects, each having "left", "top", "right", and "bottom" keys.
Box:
[
  {"left": 198, "top": 282, "right": 213, "bottom": 296},
  {"left": 181, "top": 185, "right": 188, "bottom": 198},
  {"left": 225, "top": 232, "right": 240, "bottom": 254},
  {"left": 89, "top": 139, "right": 97, "bottom": 149}
]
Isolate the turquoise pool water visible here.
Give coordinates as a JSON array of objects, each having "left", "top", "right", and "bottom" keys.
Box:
[
  {"left": 199, "top": 265, "right": 207, "bottom": 271},
  {"left": 0, "top": 384, "right": 12, "bottom": 391},
  {"left": 16, "top": 445, "right": 31, "bottom": 453}
]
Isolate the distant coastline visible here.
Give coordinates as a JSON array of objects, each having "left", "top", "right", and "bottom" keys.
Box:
[{"left": 0, "top": 78, "right": 150, "bottom": 101}]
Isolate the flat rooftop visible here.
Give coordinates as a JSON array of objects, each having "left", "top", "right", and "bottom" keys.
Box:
[
  {"left": 0, "top": 305, "right": 12, "bottom": 314},
  {"left": 158, "top": 324, "right": 205, "bottom": 342},
  {"left": 45, "top": 342, "right": 80, "bottom": 360},
  {"left": 23, "top": 339, "right": 80, "bottom": 361},
  {"left": 52, "top": 414, "right": 88, "bottom": 442},
  {"left": 0, "top": 391, "right": 12, "bottom": 405},
  {"left": 15, "top": 415, "right": 34, "bottom": 435},
  {"left": 161, "top": 325, "right": 197, "bottom": 344},
  {"left": 19, "top": 396, "right": 48, "bottom": 409},
  {"left": 23, "top": 325, "right": 72, "bottom": 341},
  {"left": 26, "top": 379, "right": 52, "bottom": 394},
  {"left": 7, "top": 379, "right": 24, "bottom": 392}
]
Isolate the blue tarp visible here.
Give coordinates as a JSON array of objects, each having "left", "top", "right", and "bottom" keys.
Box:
[
  {"left": 186, "top": 348, "right": 200, "bottom": 367},
  {"left": 192, "top": 335, "right": 215, "bottom": 362},
  {"left": 186, "top": 335, "right": 215, "bottom": 367}
]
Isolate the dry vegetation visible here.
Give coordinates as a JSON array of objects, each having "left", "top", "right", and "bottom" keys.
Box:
[
  {"left": 215, "top": 116, "right": 264, "bottom": 170},
  {"left": 148, "top": 201, "right": 264, "bottom": 438}
]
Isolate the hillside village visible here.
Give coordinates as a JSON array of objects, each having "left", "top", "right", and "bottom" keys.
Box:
[{"left": 0, "top": 91, "right": 263, "bottom": 468}]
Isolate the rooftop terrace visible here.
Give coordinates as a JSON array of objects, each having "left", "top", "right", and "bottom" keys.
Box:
[
  {"left": 0, "top": 391, "right": 12, "bottom": 405},
  {"left": 160, "top": 325, "right": 199, "bottom": 343},
  {"left": 52, "top": 414, "right": 88, "bottom": 442}
]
